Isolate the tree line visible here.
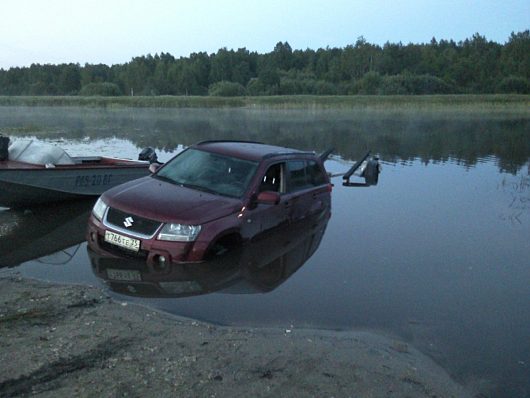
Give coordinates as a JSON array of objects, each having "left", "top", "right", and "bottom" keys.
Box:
[{"left": 0, "top": 31, "right": 528, "bottom": 96}]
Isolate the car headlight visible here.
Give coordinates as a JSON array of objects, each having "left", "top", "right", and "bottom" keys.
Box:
[
  {"left": 157, "top": 223, "right": 201, "bottom": 242},
  {"left": 92, "top": 197, "right": 108, "bottom": 221}
]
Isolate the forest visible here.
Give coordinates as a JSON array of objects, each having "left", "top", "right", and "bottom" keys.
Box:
[{"left": 0, "top": 31, "right": 528, "bottom": 96}]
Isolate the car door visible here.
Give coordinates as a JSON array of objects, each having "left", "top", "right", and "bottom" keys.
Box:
[
  {"left": 246, "top": 162, "right": 290, "bottom": 236},
  {"left": 284, "top": 160, "right": 314, "bottom": 223},
  {"left": 285, "top": 159, "right": 330, "bottom": 224},
  {"left": 305, "top": 159, "right": 331, "bottom": 216}
]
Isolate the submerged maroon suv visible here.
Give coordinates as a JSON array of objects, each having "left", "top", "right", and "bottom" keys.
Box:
[{"left": 87, "top": 141, "right": 331, "bottom": 266}]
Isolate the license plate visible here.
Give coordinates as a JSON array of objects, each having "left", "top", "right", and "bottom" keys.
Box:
[
  {"left": 106, "top": 268, "right": 142, "bottom": 281},
  {"left": 104, "top": 231, "right": 140, "bottom": 252}
]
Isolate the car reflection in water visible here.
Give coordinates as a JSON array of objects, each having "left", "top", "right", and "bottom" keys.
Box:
[
  {"left": 0, "top": 199, "right": 95, "bottom": 268},
  {"left": 89, "top": 208, "right": 330, "bottom": 298}
]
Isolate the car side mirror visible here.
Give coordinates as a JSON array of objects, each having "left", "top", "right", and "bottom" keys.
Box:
[{"left": 256, "top": 191, "right": 280, "bottom": 205}]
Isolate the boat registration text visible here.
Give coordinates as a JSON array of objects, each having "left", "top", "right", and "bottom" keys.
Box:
[
  {"left": 75, "top": 174, "right": 112, "bottom": 188},
  {"left": 104, "top": 231, "right": 140, "bottom": 252}
]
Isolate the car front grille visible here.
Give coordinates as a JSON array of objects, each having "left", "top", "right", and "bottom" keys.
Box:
[{"left": 106, "top": 207, "right": 162, "bottom": 237}]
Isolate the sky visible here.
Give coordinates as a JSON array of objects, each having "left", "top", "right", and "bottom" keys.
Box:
[{"left": 0, "top": 0, "right": 528, "bottom": 69}]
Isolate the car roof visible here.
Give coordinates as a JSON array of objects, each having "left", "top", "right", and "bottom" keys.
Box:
[{"left": 193, "top": 140, "right": 316, "bottom": 162}]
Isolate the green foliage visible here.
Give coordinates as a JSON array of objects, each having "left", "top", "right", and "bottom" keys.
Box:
[
  {"left": 501, "top": 31, "right": 530, "bottom": 79},
  {"left": 496, "top": 76, "right": 530, "bottom": 94},
  {"left": 378, "top": 74, "right": 454, "bottom": 95},
  {"left": 355, "top": 71, "right": 382, "bottom": 94},
  {"left": 0, "top": 31, "right": 528, "bottom": 96},
  {"left": 208, "top": 81, "right": 246, "bottom": 96},
  {"left": 257, "top": 58, "right": 280, "bottom": 88},
  {"left": 79, "top": 82, "right": 122, "bottom": 96},
  {"left": 58, "top": 64, "right": 81, "bottom": 94},
  {"left": 313, "top": 80, "right": 338, "bottom": 95},
  {"left": 272, "top": 42, "right": 293, "bottom": 70}
]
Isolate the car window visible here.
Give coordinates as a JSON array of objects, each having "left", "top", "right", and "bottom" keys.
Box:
[
  {"left": 287, "top": 160, "right": 311, "bottom": 192},
  {"left": 307, "top": 160, "right": 327, "bottom": 186},
  {"left": 156, "top": 148, "right": 258, "bottom": 198},
  {"left": 259, "top": 163, "right": 285, "bottom": 193},
  {"left": 287, "top": 160, "right": 327, "bottom": 192}
]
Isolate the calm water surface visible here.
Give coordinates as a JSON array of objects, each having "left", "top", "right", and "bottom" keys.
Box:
[{"left": 0, "top": 107, "right": 529, "bottom": 397}]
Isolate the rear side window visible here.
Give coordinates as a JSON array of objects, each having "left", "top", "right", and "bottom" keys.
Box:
[
  {"left": 287, "top": 161, "right": 308, "bottom": 191},
  {"left": 287, "top": 160, "right": 327, "bottom": 192},
  {"left": 307, "top": 160, "right": 327, "bottom": 186}
]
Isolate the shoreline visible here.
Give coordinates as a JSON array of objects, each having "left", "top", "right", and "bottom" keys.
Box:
[
  {"left": 0, "top": 94, "right": 528, "bottom": 114},
  {"left": 0, "top": 276, "right": 471, "bottom": 397}
]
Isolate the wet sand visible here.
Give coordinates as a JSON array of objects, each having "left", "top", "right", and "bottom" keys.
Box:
[{"left": 0, "top": 276, "right": 470, "bottom": 397}]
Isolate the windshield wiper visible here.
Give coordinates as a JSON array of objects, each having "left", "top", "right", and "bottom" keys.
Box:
[
  {"left": 180, "top": 183, "right": 219, "bottom": 195},
  {"left": 153, "top": 174, "right": 177, "bottom": 185},
  {"left": 154, "top": 176, "right": 221, "bottom": 195}
]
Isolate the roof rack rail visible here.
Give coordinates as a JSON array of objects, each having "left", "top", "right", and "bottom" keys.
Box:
[
  {"left": 195, "top": 140, "right": 264, "bottom": 145},
  {"left": 263, "top": 151, "right": 315, "bottom": 159}
]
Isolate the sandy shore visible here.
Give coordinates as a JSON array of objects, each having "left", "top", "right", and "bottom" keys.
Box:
[{"left": 0, "top": 276, "right": 470, "bottom": 397}]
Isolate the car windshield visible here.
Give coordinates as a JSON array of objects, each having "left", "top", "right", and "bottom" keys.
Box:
[{"left": 155, "top": 148, "right": 259, "bottom": 198}]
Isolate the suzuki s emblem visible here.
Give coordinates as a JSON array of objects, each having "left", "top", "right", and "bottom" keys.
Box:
[{"left": 123, "top": 217, "right": 134, "bottom": 228}]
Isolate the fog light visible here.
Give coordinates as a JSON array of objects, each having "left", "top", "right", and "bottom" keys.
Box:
[
  {"left": 151, "top": 254, "right": 170, "bottom": 272},
  {"left": 157, "top": 256, "right": 168, "bottom": 270},
  {"left": 90, "top": 232, "right": 97, "bottom": 242}
]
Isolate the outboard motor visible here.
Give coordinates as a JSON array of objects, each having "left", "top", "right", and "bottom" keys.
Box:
[
  {"left": 138, "top": 147, "right": 158, "bottom": 164},
  {"left": 0, "top": 135, "right": 9, "bottom": 161},
  {"left": 362, "top": 156, "right": 380, "bottom": 186}
]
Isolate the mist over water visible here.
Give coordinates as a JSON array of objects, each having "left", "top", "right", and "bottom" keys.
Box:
[
  {"left": 1, "top": 106, "right": 529, "bottom": 172},
  {"left": 1, "top": 107, "right": 529, "bottom": 397}
]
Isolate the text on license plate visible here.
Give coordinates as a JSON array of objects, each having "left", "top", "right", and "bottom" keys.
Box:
[
  {"left": 106, "top": 269, "right": 142, "bottom": 281},
  {"left": 104, "top": 231, "right": 140, "bottom": 252}
]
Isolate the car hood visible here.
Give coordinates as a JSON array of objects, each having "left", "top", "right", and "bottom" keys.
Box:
[{"left": 102, "top": 176, "right": 243, "bottom": 224}]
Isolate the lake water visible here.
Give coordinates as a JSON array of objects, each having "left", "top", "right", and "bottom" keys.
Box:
[{"left": 1, "top": 107, "right": 529, "bottom": 397}]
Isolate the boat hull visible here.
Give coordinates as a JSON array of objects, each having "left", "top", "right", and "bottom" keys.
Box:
[{"left": 0, "top": 165, "right": 150, "bottom": 208}]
